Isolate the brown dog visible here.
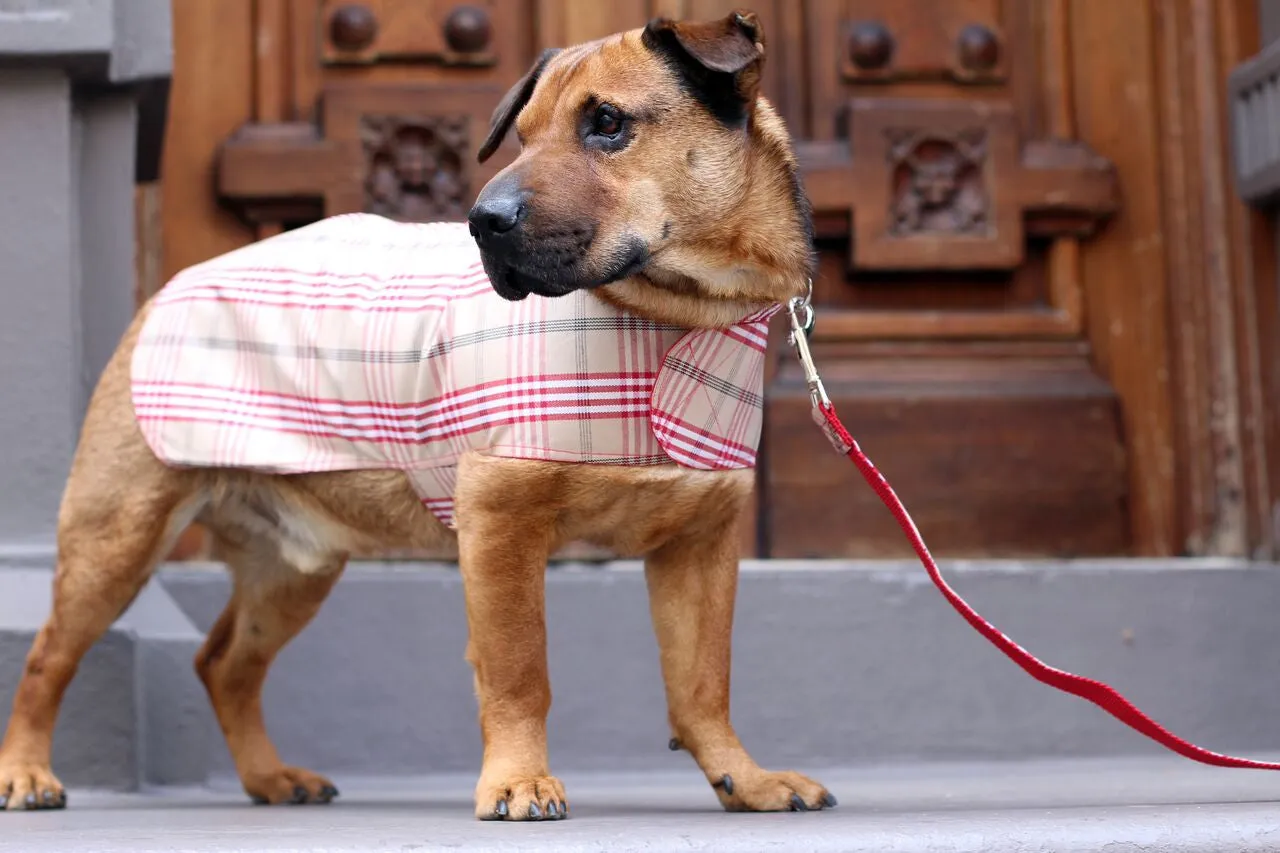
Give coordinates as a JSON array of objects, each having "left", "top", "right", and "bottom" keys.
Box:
[{"left": 0, "top": 9, "right": 828, "bottom": 820}]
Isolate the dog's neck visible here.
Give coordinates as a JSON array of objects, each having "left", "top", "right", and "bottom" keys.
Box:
[
  {"left": 598, "top": 248, "right": 808, "bottom": 333},
  {"left": 598, "top": 270, "right": 782, "bottom": 329},
  {"left": 599, "top": 238, "right": 807, "bottom": 329}
]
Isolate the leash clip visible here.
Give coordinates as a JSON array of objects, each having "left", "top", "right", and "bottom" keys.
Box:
[
  {"left": 786, "top": 279, "right": 827, "bottom": 409},
  {"left": 786, "top": 280, "right": 852, "bottom": 455}
]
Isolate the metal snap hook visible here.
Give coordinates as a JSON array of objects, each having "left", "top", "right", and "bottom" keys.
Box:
[{"left": 787, "top": 278, "right": 815, "bottom": 342}]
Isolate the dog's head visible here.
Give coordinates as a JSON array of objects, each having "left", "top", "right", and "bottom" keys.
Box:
[{"left": 468, "top": 10, "right": 814, "bottom": 327}]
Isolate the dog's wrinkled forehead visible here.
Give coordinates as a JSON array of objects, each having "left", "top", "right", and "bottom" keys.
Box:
[{"left": 514, "top": 33, "right": 674, "bottom": 142}]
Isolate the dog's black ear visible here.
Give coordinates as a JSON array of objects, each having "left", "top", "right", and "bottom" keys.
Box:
[
  {"left": 642, "top": 10, "right": 765, "bottom": 126},
  {"left": 478, "top": 48, "right": 559, "bottom": 164}
]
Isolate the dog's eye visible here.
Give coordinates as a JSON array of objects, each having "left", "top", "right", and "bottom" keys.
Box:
[
  {"left": 592, "top": 104, "right": 623, "bottom": 138},
  {"left": 581, "top": 102, "right": 631, "bottom": 153}
]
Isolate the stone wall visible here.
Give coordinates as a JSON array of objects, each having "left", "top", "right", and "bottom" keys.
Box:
[
  {"left": 0, "top": 0, "right": 180, "bottom": 791},
  {"left": 0, "top": 0, "right": 171, "bottom": 565}
]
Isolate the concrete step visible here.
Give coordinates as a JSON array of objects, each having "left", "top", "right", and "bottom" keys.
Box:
[
  {"left": 2, "top": 757, "right": 1278, "bottom": 852},
  {"left": 0, "top": 569, "right": 211, "bottom": 789},
  {"left": 156, "top": 558, "right": 1280, "bottom": 780},
  {"left": 3, "top": 559, "right": 1280, "bottom": 791}
]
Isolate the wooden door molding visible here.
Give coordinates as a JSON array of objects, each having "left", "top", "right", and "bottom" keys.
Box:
[
  {"left": 831, "top": 0, "right": 1009, "bottom": 86},
  {"left": 835, "top": 98, "right": 1116, "bottom": 271},
  {"left": 320, "top": 0, "right": 502, "bottom": 66},
  {"left": 216, "top": 83, "right": 514, "bottom": 226},
  {"left": 796, "top": 0, "right": 1119, "bottom": 332},
  {"left": 1151, "top": 0, "right": 1276, "bottom": 558},
  {"left": 797, "top": 97, "right": 1117, "bottom": 341}
]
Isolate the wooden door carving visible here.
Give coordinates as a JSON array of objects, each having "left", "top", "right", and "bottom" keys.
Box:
[
  {"left": 218, "top": 82, "right": 513, "bottom": 226},
  {"left": 214, "top": 0, "right": 532, "bottom": 231}
]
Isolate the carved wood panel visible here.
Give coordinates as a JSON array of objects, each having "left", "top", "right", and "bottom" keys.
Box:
[
  {"left": 218, "top": 83, "right": 513, "bottom": 225},
  {"left": 839, "top": 98, "right": 1115, "bottom": 271},
  {"left": 361, "top": 113, "right": 470, "bottom": 220}
]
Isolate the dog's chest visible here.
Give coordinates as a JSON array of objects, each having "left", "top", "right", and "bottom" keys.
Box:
[{"left": 131, "top": 214, "right": 773, "bottom": 527}]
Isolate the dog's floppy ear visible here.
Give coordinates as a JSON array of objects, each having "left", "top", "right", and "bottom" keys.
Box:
[
  {"left": 642, "top": 10, "right": 765, "bottom": 126},
  {"left": 477, "top": 48, "right": 559, "bottom": 164}
]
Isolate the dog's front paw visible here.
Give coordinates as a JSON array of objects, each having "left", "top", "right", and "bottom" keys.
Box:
[
  {"left": 476, "top": 774, "right": 568, "bottom": 821},
  {"left": 711, "top": 769, "right": 836, "bottom": 813},
  {"left": 243, "top": 765, "right": 339, "bottom": 805},
  {"left": 0, "top": 760, "right": 65, "bottom": 811}
]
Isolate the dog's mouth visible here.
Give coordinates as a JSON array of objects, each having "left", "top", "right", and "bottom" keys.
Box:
[
  {"left": 484, "top": 242, "right": 650, "bottom": 302},
  {"left": 495, "top": 267, "right": 572, "bottom": 300}
]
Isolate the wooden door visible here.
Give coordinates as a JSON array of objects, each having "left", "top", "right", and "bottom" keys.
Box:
[
  {"left": 772, "top": 0, "right": 1132, "bottom": 558},
  {"left": 770, "top": 0, "right": 1276, "bottom": 560},
  {"left": 150, "top": 1, "right": 1278, "bottom": 561}
]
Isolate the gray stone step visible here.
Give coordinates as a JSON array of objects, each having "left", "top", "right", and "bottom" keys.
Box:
[
  {"left": 2, "top": 757, "right": 1279, "bottom": 852},
  {"left": 0, "top": 568, "right": 211, "bottom": 790},
  {"left": 3, "top": 559, "right": 1280, "bottom": 792}
]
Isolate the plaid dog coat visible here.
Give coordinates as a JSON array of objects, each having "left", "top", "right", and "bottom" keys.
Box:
[{"left": 131, "top": 214, "right": 778, "bottom": 527}]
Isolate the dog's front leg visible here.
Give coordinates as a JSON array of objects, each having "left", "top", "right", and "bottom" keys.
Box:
[
  {"left": 645, "top": 518, "right": 837, "bottom": 813},
  {"left": 454, "top": 456, "right": 566, "bottom": 822}
]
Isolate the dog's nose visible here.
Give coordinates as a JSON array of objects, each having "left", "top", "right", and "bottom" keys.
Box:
[
  {"left": 471, "top": 200, "right": 522, "bottom": 235},
  {"left": 468, "top": 187, "right": 525, "bottom": 239}
]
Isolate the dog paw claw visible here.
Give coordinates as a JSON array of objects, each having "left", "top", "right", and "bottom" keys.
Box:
[
  {"left": 0, "top": 761, "right": 66, "bottom": 812},
  {"left": 474, "top": 774, "right": 568, "bottom": 821},
  {"left": 712, "top": 774, "right": 734, "bottom": 796},
  {"left": 242, "top": 766, "right": 338, "bottom": 806},
  {"left": 711, "top": 769, "right": 833, "bottom": 813}
]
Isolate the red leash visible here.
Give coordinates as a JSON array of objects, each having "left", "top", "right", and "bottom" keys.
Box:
[{"left": 785, "top": 288, "right": 1280, "bottom": 771}]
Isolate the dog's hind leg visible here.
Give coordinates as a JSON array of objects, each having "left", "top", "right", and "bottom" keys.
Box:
[
  {"left": 194, "top": 535, "right": 344, "bottom": 805},
  {"left": 644, "top": 501, "right": 837, "bottom": 814},
  {"left": 0, "top": 341, "right": 203, "bottom": 810}
]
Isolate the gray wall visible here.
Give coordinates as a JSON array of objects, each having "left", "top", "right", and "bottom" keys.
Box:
[
  {"left": 0, "top": 70, "right": 82, "bottom": 559},
  {"left": 0, "top": 77, "right": 137, "bottom": 555},
  {"left": 0, "top": 0, "right": 171, "bottom": 567},
  {"left": 77, "top": 93, "right": 141, "bottom": 423},
  {"left": 1262, "top": 0, "right": 1280, "bottom": 46},
  {"left": 0, "top": 0, "right": 174, "bottom": 793}
]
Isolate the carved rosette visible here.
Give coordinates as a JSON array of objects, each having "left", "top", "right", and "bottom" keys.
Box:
[
  {"left": 886, "top": 128, "right": 989, "bottom": 237},
  {"left": 360, "top": 115, "right": 470, "bottom": 221},
  {"left": 816, "top": 98, "right": 1119, "bottom": 271}
]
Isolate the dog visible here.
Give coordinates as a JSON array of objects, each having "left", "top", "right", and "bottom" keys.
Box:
[{"left": 0, "top": 9, "right": 829, "bottom": 820}]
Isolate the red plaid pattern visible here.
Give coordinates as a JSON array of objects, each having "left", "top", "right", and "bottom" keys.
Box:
[{"left": 131, "top": 214, "right": 778, "bottom": 527}]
